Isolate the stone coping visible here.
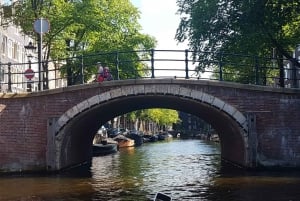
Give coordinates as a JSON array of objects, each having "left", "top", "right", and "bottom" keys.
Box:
[{"left": 1, "top": 78, "right": 300, "bottom": 98}]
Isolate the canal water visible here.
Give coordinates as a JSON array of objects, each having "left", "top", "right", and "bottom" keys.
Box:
[{"left": 1, "top": 139, "right": 300, "bottom": 200}]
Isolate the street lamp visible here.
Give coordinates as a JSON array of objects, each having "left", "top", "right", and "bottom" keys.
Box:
[{"left": 24, "top": 41, "right": 36, "bottom": 92}]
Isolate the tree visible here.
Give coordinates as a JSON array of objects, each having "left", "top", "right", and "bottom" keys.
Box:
[
  {"left": 125, "top": 109, "right": 180, "bottom": 132},
  {"left": 7, "top": 0, "right": 156, "bottom": 85},
  {"left": 176, "top": 0, "right": 300, "bottom": 86},
  {"left": 146, "top": 108, "right": 180, "bottom": 131}
]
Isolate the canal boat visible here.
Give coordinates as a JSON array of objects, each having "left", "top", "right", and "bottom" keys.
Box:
[
  {"left": 143, "top": 134, "right": 158, "bottom": 142},
  {"left": 113, "top": 134, "right": 135, "bottom": 148},
  {"left": 154, "top": 192, "right": 172, "bottom": 201},
  {"left": 128, "top": 132, "right": 144, "bottom": 146},
  {"left": 157, "top": 132, "right": 173, "bottom": 141},
  {"left": 92, "top": 143, "right": 118, "bottom": 156}
]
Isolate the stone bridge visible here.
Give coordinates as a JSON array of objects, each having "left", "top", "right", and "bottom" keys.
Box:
[{"left": 1, "top": 79, "right": 300, "bottom": 173}]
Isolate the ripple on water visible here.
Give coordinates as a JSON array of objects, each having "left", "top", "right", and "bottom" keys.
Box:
[{"left": 3, "top": 139, "right": 300, "bottom": 200}]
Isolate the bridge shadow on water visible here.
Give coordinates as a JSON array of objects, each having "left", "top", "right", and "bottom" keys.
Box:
[{"left": 2, "top": 139, "right": 300, "bottom": 201}]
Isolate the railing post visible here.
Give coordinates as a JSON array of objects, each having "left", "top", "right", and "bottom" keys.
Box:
[
  {"left": 115, "top": 51, "right": 120, "bottom": 80},
  {"left": 38, "top": 34, "right": 43, "bottom": 91},
  {"left": 255, "top": 56, "right": 259, "bottom": 85},
  {"left": 80, "top": 55, "right": 84, "bottom": 84},
  {"left": 27, "top": 60, "right": 32, "bottom": 92},
  {"left": 185, "top": 49, "right": 189, "bottom": 79},
  {"left": 8, "top": 62, "right": 12, "bottom": 92},
  {"left": 278, "top": 55, "right": 285, "bottom": 88},
  {"left": 219, "top": 52, "right": 223, "bottom": 81},
  {"left": 150, "top": 49, "right": 155, "bottom": 78},
  {"left": 292, "top": 59, "right": 298, "bottom": 88},
  {"left": 43, "top": 61, "right": 49, "bottom": 90}
]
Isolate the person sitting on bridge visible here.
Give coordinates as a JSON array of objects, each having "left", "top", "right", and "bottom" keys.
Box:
[
  {"left": 103, "top": 66, "right": 113, "bottom": 81},
  {"left": 96, "top": 62, "right": 104, "bottom": 82}
]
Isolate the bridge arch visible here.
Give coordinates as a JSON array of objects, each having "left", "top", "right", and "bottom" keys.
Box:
[{"left": 52, "top": 84, "right": 249, "bottom": 170}]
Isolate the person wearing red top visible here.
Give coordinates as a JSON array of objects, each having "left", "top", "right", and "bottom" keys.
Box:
[{"left": 96, "top": 62, "right": 104, "bottom": 82}]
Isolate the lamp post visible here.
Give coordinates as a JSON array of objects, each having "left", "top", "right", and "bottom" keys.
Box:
[{"left": 24, "top": 41, "right": 36, "bottom": 92}]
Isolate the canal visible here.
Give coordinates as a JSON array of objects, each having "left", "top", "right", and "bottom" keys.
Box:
[{"left": 1, "top": 139, "right": 300, "bottom": 200}]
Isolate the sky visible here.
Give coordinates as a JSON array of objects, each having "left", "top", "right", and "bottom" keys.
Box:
[
  {"left": 130, "top": 0, "right": 191, "bottom": 77},
  {"left": 131, "top": 0, "right": 187, "bottom": 50}
]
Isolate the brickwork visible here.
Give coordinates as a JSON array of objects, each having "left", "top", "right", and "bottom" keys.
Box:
[{"left": 1, "top": 79, "right": 300, "bottom": 172}]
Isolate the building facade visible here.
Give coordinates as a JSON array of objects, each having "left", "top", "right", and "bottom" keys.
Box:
[
  {"left": 0, "top": 1, "right": 66, "bottom": 92},
  {"left": 0, "top": 0, "right": 39, "bottom": 92},
  {"left": 0, "top": 25, "right": 39, "bottom": 92}
]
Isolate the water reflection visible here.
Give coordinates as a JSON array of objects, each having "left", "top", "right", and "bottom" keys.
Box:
[
  {"left": 0, "top": 176, "right": 96, "bottom": 201},
  {"left": 88, "top": 140, "right": 222, "bottom": 200},
  {"left": 1, "top": 139, "right": 300, "bottom": 200}
]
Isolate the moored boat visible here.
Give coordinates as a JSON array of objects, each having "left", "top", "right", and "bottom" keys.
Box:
[
  {"left": 158, "top": 132, "right": 173, "bottom": 141},
  {"left": 92, "top": 143, "right": 118, "bottom": 156},
  {"left": 145, "top": 134, "right": 158, "bottom": 142},
  {"left": 113, "top": 134, "right": 135, "bottom": 148},
  {"left": 128, "top": 132, "right": 143, "bottom": 146}
]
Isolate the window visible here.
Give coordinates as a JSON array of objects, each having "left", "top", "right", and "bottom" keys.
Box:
[
  {"left": 0, "top": 67, "right": 4, "bottom": 82},
  {"left": 1, "top": 36, "right": 7, "bottom": 56},
  {"left": 18, "top": 44, "right": 23, "bottom": 62},
  {"left": 13, "top": 42, "right": 18, "bottom": 60},
  {"left": 8, "top": 39, "right": 12, "bottom": 58}
]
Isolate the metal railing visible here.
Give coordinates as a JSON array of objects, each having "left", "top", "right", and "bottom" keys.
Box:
[{"left": 0, "top": 49, "right": 299, "bottom": 93}]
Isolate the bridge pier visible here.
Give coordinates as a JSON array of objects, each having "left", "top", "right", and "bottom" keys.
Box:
[
  {"left": 246, "top": 113, "right": 257, "bottom": 168},
  {"left": 46, "top": 117, "right": 59, "bottom": 171}
]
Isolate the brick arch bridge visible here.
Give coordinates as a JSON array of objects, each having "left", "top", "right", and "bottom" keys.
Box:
[{"left": 1, "top": 79, "right": 300, "bottom": 173}]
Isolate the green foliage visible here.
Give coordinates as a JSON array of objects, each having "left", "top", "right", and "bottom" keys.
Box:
[
  {"left": 144, "top": 108, "right": 180, "bottom": 127},
  {"left": 176, "top": 0, "right": 300, "bottom": 83},
  {"left": 7, "top": 0, "right": 156, "bottom": 85},
  {"left": 126, "top": 108, "right": 180, "bottom": 128}
]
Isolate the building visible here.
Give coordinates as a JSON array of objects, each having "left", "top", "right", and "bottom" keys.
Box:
[
  {"left": 0, "top": 25, "right": 40, "bottom": 92},
  {"left": 283, "top": 45, "right": 300, "bottom": 88},
  {"left": 0, "top": 0, "right": 67, "bottom": 92},
  {"left": 178, "top": 112, "right": 211, "bottom": 134},
  {"left": 0, "top": 0, "right": 38, "bottom": 92}
]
